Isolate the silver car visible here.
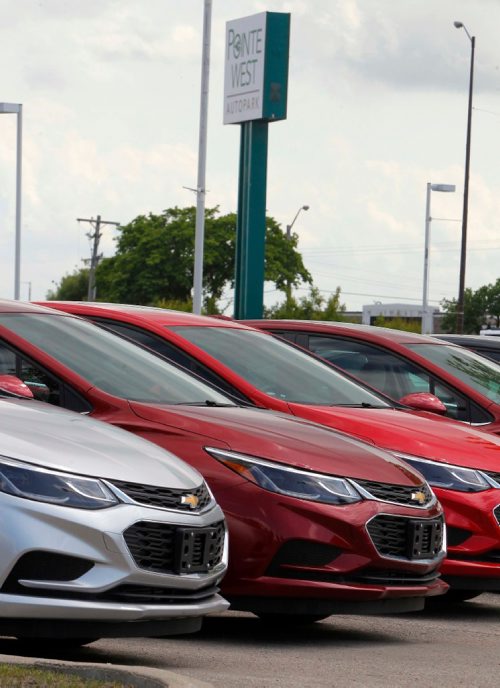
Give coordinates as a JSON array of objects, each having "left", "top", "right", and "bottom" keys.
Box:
[{"left": 0, "top": 394, "right": 228, "bottom": 645}]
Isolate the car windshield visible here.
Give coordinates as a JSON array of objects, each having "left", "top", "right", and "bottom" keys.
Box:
[
  {"left": 170, "top": 326, "right": 390, "bottom": 407},
  {"left": 406, "top": 343, "right": 500, "bottom": 404},
  {"left": 0, "top": 313, "right": 233, "bottom": 406}
]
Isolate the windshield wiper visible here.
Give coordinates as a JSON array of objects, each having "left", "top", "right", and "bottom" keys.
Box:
[
  {"left": 174, "top": 400, "right": 236, "bottom": 407},
  {"left": 333, "top": 402, "right": 388, "bottom": 409}
]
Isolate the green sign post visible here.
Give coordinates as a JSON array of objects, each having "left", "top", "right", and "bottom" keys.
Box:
[{"left": 224, "top": 11, "right": 290, "bottom": 318}]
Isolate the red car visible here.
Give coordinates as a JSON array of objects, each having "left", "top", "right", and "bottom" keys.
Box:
[
  {"left": 245, "top": 320, "right": 500, "bottom": 434},
  {"left": 39, "top": 302, "right": 500, "bottom": 600},
  {"left": 0, "top": 301, "right": 449, "bottom": 622}
]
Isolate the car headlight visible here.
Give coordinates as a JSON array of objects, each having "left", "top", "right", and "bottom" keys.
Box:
[
  {"left": 205, "top": 447, "right": 362, "bottom": 505},
  {"left": 0, "top": 456, "right": 119, "bottom": 509},
  {"left": 394, "top": 453, "right": 495, "bottom": 493}
]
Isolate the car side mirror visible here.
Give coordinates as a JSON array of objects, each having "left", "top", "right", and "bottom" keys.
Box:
[
  {"left": 398, "top": 392, "right": 447, "bottom": 415},
  {"left": 0, "top": 374, "right": 34, "bottom": 399}
]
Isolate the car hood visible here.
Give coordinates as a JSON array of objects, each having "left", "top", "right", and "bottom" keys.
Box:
[
  {"left": 287, "top": 403, "right": 500, "bottom": 471},
  {"left": 129, "top": 402, "right": 423, "bottom": 486},
  {"left": 0, "top": 398, "right": 204, "bottom": 489}
]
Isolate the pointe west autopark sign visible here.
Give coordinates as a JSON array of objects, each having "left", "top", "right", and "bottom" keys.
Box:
[{"left": 224, "top": 12, "right": 290, "bottom": 124}]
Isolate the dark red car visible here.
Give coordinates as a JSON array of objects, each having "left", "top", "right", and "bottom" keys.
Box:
[
  {"left": 38, "top": 302, "right": 500, "bottom": 600},
  {"left": 0, "top": 300, "right": 449, "bottom": 622}
]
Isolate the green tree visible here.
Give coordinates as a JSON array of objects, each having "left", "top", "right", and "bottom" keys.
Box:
[
  {"left": 47, "top": 269, "right": 89, "bottom": 301},
  {"left": 92, "top": 206, "right": 311, "bottom": 309},
  {"left": 440, "top": 286, "right": 489, "bottom": 334},
  {"left": 265, "top": 286, "right": 346, "bottom": 320}
]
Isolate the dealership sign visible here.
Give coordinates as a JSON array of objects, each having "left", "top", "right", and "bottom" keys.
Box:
[{"left": 223, "top": 12, "right": 290, "bottom": 125}]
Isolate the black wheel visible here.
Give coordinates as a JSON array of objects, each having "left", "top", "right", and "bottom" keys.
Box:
[{"left": 256, "top": 613, "right": 330, "bottom": 626}]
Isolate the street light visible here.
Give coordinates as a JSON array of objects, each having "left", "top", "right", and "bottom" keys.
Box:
[
  {"left": 284, "top": 204, "right": 309, "bottom": 303},
  {"left": 422, "top": 183, "right": 456, "bottom": 334},
  {"left": 286, "top": 205, "right": 309, "bottom": 240},
  {"left": 0, "top": 102, "right": 23, "bottom": 300},
  {"left": 453, "top": 21, "right": 475, "bottom": 334}
]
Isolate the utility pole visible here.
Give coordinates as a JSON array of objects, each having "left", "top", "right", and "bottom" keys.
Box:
[{"left": 77, "top": 216, "right": 119, "bottom": 301}]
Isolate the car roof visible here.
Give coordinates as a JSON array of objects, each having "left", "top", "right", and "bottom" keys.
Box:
[
  {"left": 0, "top": 299, "right": 63, "bottom": 315},
  {"left": 242, "top": 319, "right": 444, "bottom": 345},
  {"left": 39, "top": 302, "right": 256, "bottom": 330},
  {"left": 434, "top": 334, "right": 500, "bottom": 349}
]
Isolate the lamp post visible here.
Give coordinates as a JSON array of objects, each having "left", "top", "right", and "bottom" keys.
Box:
[
  {"left": 286, "top": 205, "right": 309, "bottom": 240},
  {"left": 285, "top": 205, "right": 309, "bottom": 303},
  {"left": 192, "top": 0, "right": 212, "bottom": 315},
  {"left": 422, "top": 183, "right": 456, "bottom": 334},
  {"left": 0, "top": 102, "right": 22, "bottom": 300},
  {"left": 453, "top": 21, "right": 475, "bottom": 334}
]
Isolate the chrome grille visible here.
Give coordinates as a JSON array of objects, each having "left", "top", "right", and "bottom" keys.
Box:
[
  {"left": 354, "top": 478, "right": 433, "bottom": 506},
  {"left": 110, "top": 479, "right": 211, "bottom": 511},
  {"left": 367, "top": 515, "right": 444, "bottom": 560}
]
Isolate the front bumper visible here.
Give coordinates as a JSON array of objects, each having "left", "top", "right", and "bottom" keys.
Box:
[
  {"left": 435, "top": 487, "right": 500, "bottom": 590},
  {"left": 216, "top": 481, "right": 448, "bottom": 615},
  {"left": 0, "top": 493, "right": 229, "bottom": 633}
]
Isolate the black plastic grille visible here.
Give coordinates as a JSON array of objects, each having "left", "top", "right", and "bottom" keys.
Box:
[
  {"left": 354, "top": 479, "right": 433, "bottom": 507},
  {"left": 367, "top": 515, "right": 444, "bottom": 560},
  {"left": 1, "top": 580, "right": 220, "bottom": 604},
  {"left": 485, "top": 470, "right": 500, "bottom": 486},
  {"left": 495, "top": 505, "right": 500, "bottom": 526},
  {"left": 109, "top": 479, "right": 212, "bottom": 511},
  {"left": 349, "top": 569, "right": 440, "bottom": 586},
  {"left": 124, "top": 520, "right": 225, "bottom": 574}
]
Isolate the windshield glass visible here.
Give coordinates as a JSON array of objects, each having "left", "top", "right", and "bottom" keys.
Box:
[
  {"left": 407, "top": 343, "right": 500, "bottom": 404},
  {"left": 171, "top": 326, "right": 390, "bottom": 407},
  {"left": 0, "top": 314, "right": 233, "bottom": 405}
]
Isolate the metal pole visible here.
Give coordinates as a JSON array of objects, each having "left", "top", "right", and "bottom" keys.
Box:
[
  {"left": 422, "top": 183, "right": 432, "bottom": 334},
  {"left": 456, "top": 33, "right": 475, "bottom": 334},
  {"left": 14, "top": 105, "right": 22, "bottom": 300},
  {"left": 193, "top": 0, "right": 212, "bottom": 315},
  {"left": 87, "top": 215, "right": 102, "bottom": 302}
]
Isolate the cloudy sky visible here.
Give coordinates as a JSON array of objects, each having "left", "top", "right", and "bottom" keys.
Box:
[{"left": 1, "top": 0, "right": 499, "bottom": 315}]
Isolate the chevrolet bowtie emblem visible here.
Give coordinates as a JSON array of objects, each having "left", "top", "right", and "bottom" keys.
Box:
[
  {"left": 411, "top": 490, "right": 427, "bottom": 505},
  {"left": 181, "top": 494, "right": 199, "bottom": 509}
]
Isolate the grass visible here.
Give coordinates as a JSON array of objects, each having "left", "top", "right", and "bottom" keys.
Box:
[{"left": 0, "top": 664, "right": 136, "bottom": 687}]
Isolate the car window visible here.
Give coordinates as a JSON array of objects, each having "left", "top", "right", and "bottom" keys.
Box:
[
  {"left": 170, "top": 326, "right": 390, "bottom": 407},
  {"left": 471, "top": 347, "right": 500, "bottom": 363},
  {"left": 90, "top": 318, "right": 252, "bottom": 404},
  {"left": 306, "top": 335, "right": 482, "bottom": 423},
  {"left": 0, "top": 340, "right": 91, "bottom": 412},
  {"left": 0, "top": 314, "right": 233, "bottom": 406},
  {"left": 407, "top": 343, "right": 500, "bottom": 405}
]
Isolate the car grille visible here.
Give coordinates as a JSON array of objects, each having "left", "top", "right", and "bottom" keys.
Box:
[
  {"left": 495, "top": 505, "right": 500, "bottom": 526},
  {"left": 354, "top": 478, "right": 433, "bottom": 507},
  {"left": 109, "top": 479, "right": 212, "bottom": 511},
  {"left": 124, "top": 520, "right": 225, "bottom": 574},
  {"left": 367, "top": 514, "right": 444, "bottom": 560},
  {"left": 485, "top": 470, "right": 500, "bottom": 486},
  {"left": 1, "top": 580, "right": 220, "bottom": 604},
  {"left": 349, "top": 569, "right": 440, "bottom": 586}
]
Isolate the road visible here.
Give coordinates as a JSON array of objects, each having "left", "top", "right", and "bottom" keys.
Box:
[{"left": 2, "top": 594, "right": 499, "bottom": 688}]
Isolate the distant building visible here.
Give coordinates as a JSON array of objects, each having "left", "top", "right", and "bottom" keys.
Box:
[{"left": 361, "top": 303, "right": 442, "bottom": 333}]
